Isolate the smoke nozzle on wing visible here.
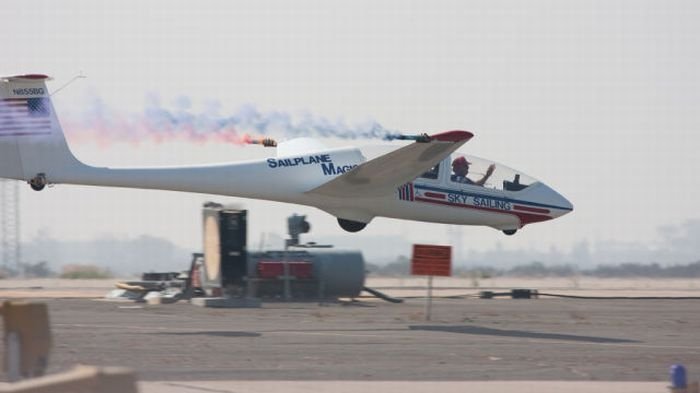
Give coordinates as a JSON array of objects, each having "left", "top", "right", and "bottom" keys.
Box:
[
  {"left": 248, "top": 137, "right": 277, "bottom": 147},
  {"left": 384, "top": 133, "right": 432, "bottom": 143}
]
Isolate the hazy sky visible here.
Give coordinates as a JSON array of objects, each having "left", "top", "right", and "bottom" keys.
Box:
[{"left": 3, "top": 0, "right": 699, "bottom": 263}]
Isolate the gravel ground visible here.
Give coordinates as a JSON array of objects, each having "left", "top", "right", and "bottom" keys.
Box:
[{"left": 2, "top": 295, "right": 696, "bottom": 382}]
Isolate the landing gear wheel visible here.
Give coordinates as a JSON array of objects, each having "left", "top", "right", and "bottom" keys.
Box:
[
  {"left": 502, "top": 229, "right": 517, "bottom": 236},
  {"left": 337, "top": 218, "right": 367, "bottom": 232},
  {"left": 29, "top": 173, "right": 47, "bottom": 191}
]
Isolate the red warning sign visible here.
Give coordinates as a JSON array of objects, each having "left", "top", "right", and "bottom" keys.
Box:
[{"left": 411, "top": 244, "right": 452, "bottom": 277}]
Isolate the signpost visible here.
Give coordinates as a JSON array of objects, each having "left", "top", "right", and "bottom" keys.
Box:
[{"left": 411, "top": 244, "right": 452, "bottom": 321}]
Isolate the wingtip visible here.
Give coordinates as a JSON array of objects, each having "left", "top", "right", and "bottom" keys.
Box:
[{"left": 430, "top": 130, "right": 474, "bottom": 143}]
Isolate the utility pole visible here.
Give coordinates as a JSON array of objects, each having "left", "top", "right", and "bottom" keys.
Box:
[{"left": 0, "top": 180, "right": 20, "bottom": 275}]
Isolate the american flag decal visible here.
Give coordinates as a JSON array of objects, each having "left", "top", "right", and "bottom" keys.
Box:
[
  {"left": 0, "top": 97, "right": 52, "bottom": 137},
  {"left": 398, "top": 182, "right": 414, "bottom": 201}
]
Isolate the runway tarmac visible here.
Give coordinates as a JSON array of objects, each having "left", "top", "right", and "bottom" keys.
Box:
[{"left": 1, "top": 279, "right": 698, "bottom": 392}]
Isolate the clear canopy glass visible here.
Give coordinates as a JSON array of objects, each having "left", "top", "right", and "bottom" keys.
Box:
[{"left": 419, "top": 154, "right": 538, "bottom": 192}]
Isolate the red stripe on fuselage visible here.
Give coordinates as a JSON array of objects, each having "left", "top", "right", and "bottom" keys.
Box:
[
  {"left": 424, "top": 192, "right": 446, "bottom": 199},
  {"left": 414, "top": 196, "right": 552, "bottom": 226},
  {"left": 513, "top": 205, "right": 550, "bottom": 214}
]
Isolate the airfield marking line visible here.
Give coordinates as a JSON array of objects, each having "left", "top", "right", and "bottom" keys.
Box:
[
  {"left": 52, "top": 323, "right": 234, "bottom": 333},
  {"left": 53, "top": 323, "right": 391, "bottom": 338},
  {"left": 400, "top": 335, "right": 700, "bottom": 351},
  {"left": 53, "top": 323, "right": 392, "bottom": 337},
  {"left": 438, "top": 336, "right": 700, "bottom": 351},
  {"left": 280, "top": 333, "right": 700, "bottom": 351},
  {"left": 159, "top": 382, "right": 237, "bottom": 393},
  {"left": 518, "top": 339, "right": 700, "bottom": 351},
  {"left": 237, "top": 330, "right": 700, "bottom": 351},
  {"left": 140, "top": 380, "right": 669, "bottom": 393}
]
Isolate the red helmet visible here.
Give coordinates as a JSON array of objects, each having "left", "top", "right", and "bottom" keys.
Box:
[{"left": 452, "top": 156, "right": 471, "bottom": 168}]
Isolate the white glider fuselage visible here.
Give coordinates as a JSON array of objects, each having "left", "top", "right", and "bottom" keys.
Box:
[
  {"left": 0, "top": 74, "right": 572, "bottom": 234},
  {"left": 16, "top": 141, "right": 573, "bottom": 233},
  {"left": 57, "top": 147, "right": 365, "bottom": 208}
]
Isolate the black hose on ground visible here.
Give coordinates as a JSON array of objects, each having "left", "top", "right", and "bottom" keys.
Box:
[{"left": 362, "top": 287, "right": 404, "bottom": 303}]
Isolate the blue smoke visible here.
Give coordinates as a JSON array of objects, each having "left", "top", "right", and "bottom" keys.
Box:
[{"left": 138, "top": 94, "right": 400, "bottom": 140}]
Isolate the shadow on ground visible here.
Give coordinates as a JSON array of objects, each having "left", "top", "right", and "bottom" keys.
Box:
[
  {"left": 409, "top": 325, "right": 639, "bottom": 343},
  {"left": 151, "top": 331, "right": 261, "bottom": 338}
]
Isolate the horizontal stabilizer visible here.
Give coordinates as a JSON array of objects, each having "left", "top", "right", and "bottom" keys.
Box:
[
  {"left": 1, "top": 74, "right": 52, "bottom": 82},
  {"left": 307, "top": 130, "right": 473, "bottom": 198}
]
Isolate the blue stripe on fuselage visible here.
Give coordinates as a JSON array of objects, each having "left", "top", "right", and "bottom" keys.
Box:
[{"left": 413, "top": 184, "right": 572, "bottom": 211}]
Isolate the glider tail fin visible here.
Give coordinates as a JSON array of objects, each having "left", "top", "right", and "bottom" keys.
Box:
[{"left": 0, "top": 74, "right": 84, "bottom": 187}]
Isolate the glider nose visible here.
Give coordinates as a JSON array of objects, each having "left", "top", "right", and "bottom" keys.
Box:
[
  {"left": 520, "top": 182, "right": 573, "bottom": 220},
  {"left": 545, "top": 185, "right": 573, "bottom": 218}
]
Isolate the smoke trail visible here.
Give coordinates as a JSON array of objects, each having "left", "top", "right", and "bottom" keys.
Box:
[{"left": 62, "top": 93, "right": 403, "bottom": 146}]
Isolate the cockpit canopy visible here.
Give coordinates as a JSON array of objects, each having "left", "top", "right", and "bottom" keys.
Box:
[{"left": 419, "top": 154, "right": 538, "bottom": 192}]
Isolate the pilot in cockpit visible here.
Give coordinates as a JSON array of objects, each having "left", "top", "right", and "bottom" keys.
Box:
[{"left": 451, "top": 156, "right": 495, "bottom": 186}]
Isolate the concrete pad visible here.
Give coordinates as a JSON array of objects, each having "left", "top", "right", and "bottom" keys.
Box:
[
  {"left": 143, "top": 292, "right": 180, "bottom": 305},
  {"left": 139, "top": 381, "right": 668, "bottom": 393},
  {"left": 0, "top": 365, "right": 137, "bottom": 393},
  {"left": 190, "top": 297, "right": 261, "bottom": 308}
]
